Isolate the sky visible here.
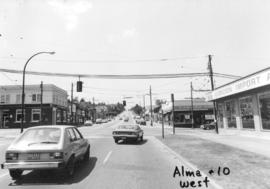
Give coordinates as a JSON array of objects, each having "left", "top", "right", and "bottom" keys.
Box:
[{"left": 0, "top": 0, "right": 270, "bottom": 108}]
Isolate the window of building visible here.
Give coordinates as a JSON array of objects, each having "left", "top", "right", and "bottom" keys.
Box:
[
  {"left": 32, "top": 109, "right": 41, "bottom": 122},
  {"left": 32, "top": 94, "right": 41, "bottom": 103},
  {"left": 5, "top": 94, "right": 10, "bottom": 104},
  {"left": 217, "top": 103, "right": 224, "bottom": 128},
  {"left": 0, "top": 95, "right": 5, "bottom": 104},
  {"left": 239, "top": 96, "right": 255, "bottom": 129},
  {"left": 16, "top": 94, "right": 21, "bottom": 104},
  {"left": 174, "top": 112, "right": 191, "bottom": 123},
  {"left": 225, "top": 100, "right": 237, "bottom": 128},
  {"left": 32, "top": 94, "right": 37, "bottom": 102},
  {"left": 16, "top": 109, "right": 25, "bottom": 122},
  {"left": 259, "top": 92, "right": 270, "bottom": 130},
  {"left": 37, "top": 94, "right": 41, "bottom": 102}
]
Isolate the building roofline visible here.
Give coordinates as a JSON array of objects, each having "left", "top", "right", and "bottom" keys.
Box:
[
  {"left": 215, "top": 66, "right": 270, "bottom": 90},
  {"left": 0, "top": 84, "right": 67, "bottom": 94}
]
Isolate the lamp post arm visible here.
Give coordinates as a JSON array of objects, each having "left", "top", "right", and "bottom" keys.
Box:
[
  {"left": 23, "top": 52, "right": 54, "bottom": 72},
  {"left": 20, "top": 51, "right": 55, "bottom": 133}
]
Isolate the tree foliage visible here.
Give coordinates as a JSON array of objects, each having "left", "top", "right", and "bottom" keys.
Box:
[{"left": 131, "top": 104, "right": 143, "bottom": 115}]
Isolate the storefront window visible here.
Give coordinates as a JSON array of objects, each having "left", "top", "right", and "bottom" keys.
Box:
[
  {"left": 56, "top": 110, "right": 61, "bottom": 123},
  {"left": 174, "top": 112, "right": 191, "bottom": 123},
  {"left": 63, "top": 111, "right": 67, "bottom": 122},
  {"left": 217, "top": 103, "right": 224, "bottom": 128},
  {"left": 259, "top": 92, "right": 270, "bottom": 130},
  {"left": 239, "top": 96, "right": 254, "bottom": 129},
  {"left": 225, "top": 100, "right": 237, "bottom": 128},
  {"left": 16, "top": 109, "right": 25, "bottom": 122},
  {"left": 31, "top": 109, "right": 41, "bottom": 122}
]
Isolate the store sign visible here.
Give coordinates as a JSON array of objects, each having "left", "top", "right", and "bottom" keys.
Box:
[
  {"left": 72, "top": 104, "right": 76, "bottom": 113},
  {"left": 205, "top": 114, "right": 214, "bottom": 120},
  {"left": 184, "top": 114, "right": 190, "bottom": 119},
  {"left": 206, "top": 69, "right": 270, "bottom": 101}
]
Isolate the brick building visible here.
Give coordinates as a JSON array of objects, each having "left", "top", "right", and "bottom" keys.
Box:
[{"left": 0, "top": 84, "right": 68, "bottom": 128}]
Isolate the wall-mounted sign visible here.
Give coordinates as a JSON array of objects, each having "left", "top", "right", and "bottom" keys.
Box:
[{"left": 206, "top": 69, "right": 270, "bottom": 101}]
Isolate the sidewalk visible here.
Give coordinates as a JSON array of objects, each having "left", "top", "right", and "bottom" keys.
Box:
[
  {"left": 0, "top": 128, "right": 22, "bottom": 139},
  {"left": 154, "top": 122, "right": 270, "bottom": 158}
]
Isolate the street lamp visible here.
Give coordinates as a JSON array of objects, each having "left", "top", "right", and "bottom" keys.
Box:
[{"left": 20, "top": 51, "right": 55, "bottom": 133}]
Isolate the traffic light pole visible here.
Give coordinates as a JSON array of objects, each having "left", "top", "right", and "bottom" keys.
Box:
[
  {"left": 71, "top": 83, "right": 74, "bottom": 124},
  {"left": 40, "top": 81, "right": 43, "bottom": 124},
  {"left": 190, "top": 82, "right": 194, "bottom": 129},
  {"left": 171, "top": 93, "right": 175, "bottom": 134},
  {"left": 150, "top": 86, "right": 153, "bottom": 126}
]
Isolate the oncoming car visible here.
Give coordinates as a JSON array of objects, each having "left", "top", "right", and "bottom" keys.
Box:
[
  {"left": 112, "top": 124, "right": 144, "bottom": 144},
  {"left": 84, "top": 120, "right": 93, "bottom": 126},
  {"left": 1, "top": 125, "right": 90, "bottom": 180}
]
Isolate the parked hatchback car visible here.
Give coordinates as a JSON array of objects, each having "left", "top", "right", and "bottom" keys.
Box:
[
  {"left": 112, "top": 124, "right": 144, "bottom": 143},
  {"left": 200, "top": 121, "right": 216, "bottom": 130},
  {"left": 95, "top": 118, "right": 102, "bottom": 124},
  {"left": 1, "top": 125, "right": 90, "bottom": 180}
]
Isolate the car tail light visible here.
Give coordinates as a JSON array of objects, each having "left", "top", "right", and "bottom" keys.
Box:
[
  {"left": 6, "top": 153, "right": 19, "bottom": 160},
  {"left": 49, "top": 152, "right": 63, "bottom": 159}
]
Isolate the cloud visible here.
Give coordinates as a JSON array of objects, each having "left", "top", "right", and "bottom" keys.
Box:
[
  {"left": 107, "top": 28, "right": 137, "bottom": 44},
  {"left": 122, "top": 28, "right": 136, "bottom": 38},
  {"left": 48, "top": 0, "right": 93, "bottom": 31}
]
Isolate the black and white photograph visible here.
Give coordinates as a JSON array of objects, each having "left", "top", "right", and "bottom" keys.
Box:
[{"left": 0, "top": 0, "right": 270, "bottom": 188}]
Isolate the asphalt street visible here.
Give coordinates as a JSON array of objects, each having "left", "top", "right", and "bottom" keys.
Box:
[{"left": 0, "top": 113, "right": 218, "bottom": 189}]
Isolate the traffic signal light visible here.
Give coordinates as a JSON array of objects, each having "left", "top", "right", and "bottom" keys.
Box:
[
  {"left": 123, "top": 100, "right": 126, "bottom": 106},
  {"left": 77, "top": 81, "right": 83, "bottom": 92}
]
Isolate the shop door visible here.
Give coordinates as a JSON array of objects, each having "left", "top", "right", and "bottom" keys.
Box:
[{"left": 52, "top": 108, "right": 56, "bottom": 125}]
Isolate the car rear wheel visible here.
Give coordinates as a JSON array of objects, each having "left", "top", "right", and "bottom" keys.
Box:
[
  {"left": 9, "top": 169, "right": 23, "bottom": 180},
  {"left": 140, "top": 135, "right": 143, "bottom": 142},
  {"left": 65, "top": 156, "right": 75, "bottom": 177}
]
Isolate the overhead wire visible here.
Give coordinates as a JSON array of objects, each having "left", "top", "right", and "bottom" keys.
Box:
[
  {"left": 0, "top": 55, "right": 206, "bottom": 63},
  {"left": 0, "top": 68, "right": 241, "bottom": 79}
]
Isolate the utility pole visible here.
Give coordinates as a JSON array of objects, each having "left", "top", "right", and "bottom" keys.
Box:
[
  {"left": 40, "top": 81, "right": 43, "bottom": 124},
  {"left": 150, "top": 86, "right": 153, "bottom": 126},
  {"left": 190, "top": 82, "right": 194, "bottom": 129},
  {"left": 92, "top": 97, "right": 96, "bottom": 122},
  {"left": 208, "top": 55, "right": 219, "bottom": 134},
  {"left": 171, "top": 93, "right": 175, "bottom": 134},
  {"left": 143, "top": 95, "right": 145, "bottom": 117},
  {"left": 71, "top": 83, "right": 74, "bottom": 124},
  {"left": 161, "top": 109, "right": 164, "bottom": 139}
]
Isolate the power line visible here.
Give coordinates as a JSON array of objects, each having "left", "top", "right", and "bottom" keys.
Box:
[
  {"left": 0, "top": 55, "right": 206, "bottom": 63},
  {"left": 0, "top": 68, "right": 241, "bottom": 79}
]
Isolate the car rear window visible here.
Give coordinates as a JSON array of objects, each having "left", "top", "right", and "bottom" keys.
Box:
[
  {"left": 118, "top": 125, "right": 139, "bottom": 130},
  {"left": 15, "top": 128, "right": 61, "bottom": 145}
]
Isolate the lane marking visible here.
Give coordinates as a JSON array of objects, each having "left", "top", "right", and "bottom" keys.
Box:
[{"left": 103, "top": 150, "right": 112, "bottom": 164}]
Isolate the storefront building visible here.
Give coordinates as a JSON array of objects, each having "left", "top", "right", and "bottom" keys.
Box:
[
  {"left": 162, "top": 99, "right": 214, "bottom": 128},
  {"left": 206, "top": 67, "right": 270, "bottom": 136},
  {"left": 0, "top": 84, "right": 68, "bottom": 128}
]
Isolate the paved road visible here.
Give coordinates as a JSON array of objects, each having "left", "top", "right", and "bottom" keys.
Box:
[{"left": 0, "top": 113, "right": 217, "bottom": 189}]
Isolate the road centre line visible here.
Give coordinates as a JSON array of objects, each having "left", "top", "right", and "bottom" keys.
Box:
[{"left": 103, "top": 151, "right": 112, "bottom": 164}]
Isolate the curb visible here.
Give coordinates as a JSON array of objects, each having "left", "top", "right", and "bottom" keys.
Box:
[{"left": 152, "top": 136, "right": 224, "bottom": 189}]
